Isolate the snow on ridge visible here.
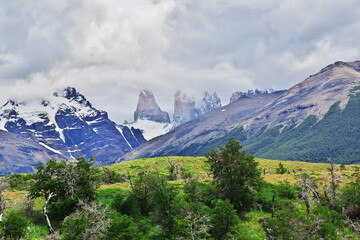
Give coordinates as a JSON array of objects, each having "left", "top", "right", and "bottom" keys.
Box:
[
  {"left": 115, "top": 125, "right": 133, "bottom": 149},
  {"left": 39, "top": 142, "right": 61, "bottom": 154},
  {"left": 126, "top": 119, "right": 173, "bottom": 140}
]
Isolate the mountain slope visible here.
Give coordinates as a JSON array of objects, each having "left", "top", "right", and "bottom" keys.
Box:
[
  {"left": 119, "top": 61, "right": 360, "bottom": 164},
  {"left": 0, "top": 87, "right": 146, "bottom": 171},
  {"left": 118, "top": 92, "right": 282, "bottom": 161},
  {"left": 0, "top": 131, "right": 66, "bottom": 175}
]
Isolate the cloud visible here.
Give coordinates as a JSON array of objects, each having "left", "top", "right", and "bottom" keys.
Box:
[{"left": 0, "top": 0, "right": 360, "bottom": 122}]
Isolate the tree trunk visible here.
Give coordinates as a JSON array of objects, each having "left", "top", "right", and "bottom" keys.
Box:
[
  {"left": 271, "top": 195, "right": 275, "bottom": 218},
  {"left": 0, "top": 193, "right": 5, "bottom": 223},
  {"left": 43, "top": 192, "right": 55, "bottom": 235}
]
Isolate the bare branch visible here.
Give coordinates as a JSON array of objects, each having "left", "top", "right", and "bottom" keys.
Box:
[{"left": 44, "top": 192, "right": 55, "bottom": 235}]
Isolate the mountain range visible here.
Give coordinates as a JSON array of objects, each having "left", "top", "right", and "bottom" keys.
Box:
[
  {"left": 1, "top": 60, "right": 360, "bottom": 174},
  {"left": 126, "top": 89, "right": 222, "bottom": 140},
  {"left": 119, "top": 61, "right": 360, "bottom": 164},
  {"left": 0, "top": 87, "right": 146, "bottom": 174}
]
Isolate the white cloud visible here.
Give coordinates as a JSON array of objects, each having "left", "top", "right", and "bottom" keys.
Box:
[{"left": 0, "top": 0, "right": 360, "bottom": 122}]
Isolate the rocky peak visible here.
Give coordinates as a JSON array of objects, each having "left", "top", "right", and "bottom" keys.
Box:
[
  {"left": 134, "top": 89, "right": 170, "bottom": 123},
  {"left": 173, "top": 91, "right": 199, "bottom": 125},
  {"left": 229, "top": 91, "right": 244, "bottom": 103},
  {"left": 200, "top": 91, "right": 221, "bottom": 114}
]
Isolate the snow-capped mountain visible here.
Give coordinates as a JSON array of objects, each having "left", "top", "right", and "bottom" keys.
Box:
[
  {"left": 128, "top": 90, "right": 223, "bottom": 140},
  {"left": 0, "top": 87, "right": 146, "bottom": 172}
]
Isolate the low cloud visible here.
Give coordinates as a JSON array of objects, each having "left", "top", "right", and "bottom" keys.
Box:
[{"left": 0, "top": 0, "right": 359, "bottom": 122}]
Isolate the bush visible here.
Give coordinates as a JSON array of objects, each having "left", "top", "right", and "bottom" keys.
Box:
[
  {"left": 276, "top": 180, "right": 298, "bottom": 200},
  {"left": 276, "top": 163, "right": 290, "bottom": 174},
  {"left": 210, "top": 199, "right": 240, "bottom": 240},
  {"left": 104, "top": 213, "right": 143, "bottom": 240},
  {"left": 2, "top": 210, "right": 28, "bottom": 240}
]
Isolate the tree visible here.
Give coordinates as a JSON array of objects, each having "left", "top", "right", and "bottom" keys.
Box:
[
  {"left": 205, "top": 137, "right": 262, "bottom": 212},
  {"left": 30, "top": 156, "right": 101, "bottom": 228},
  {"left": 276, "top": 162, "right": 290, "bottom": 174},
  {"left": 62, "top": 201, "right": 109, "bottom": 240},
  {"left": 210, "top": 199, "right": 239, "bottom": 240}
]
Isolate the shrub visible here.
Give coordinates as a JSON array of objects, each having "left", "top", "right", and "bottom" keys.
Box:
[{"left": 2, "top": 210, "right": 28, "bottom": 240}]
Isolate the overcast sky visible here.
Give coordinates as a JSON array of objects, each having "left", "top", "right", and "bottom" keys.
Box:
[{"left": 1, "top": 0, "right": 360, "bottom": 123}]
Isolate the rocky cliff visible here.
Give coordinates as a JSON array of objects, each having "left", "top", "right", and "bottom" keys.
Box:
[
  {"left": 119, "top": 61, "right": 360, "bottom": 164},
  {"left": 199, "top": 91, "right": 222, "bottom": 115},
  {"left": 134, "top": 90, "right": 170, "bottom": 123}
]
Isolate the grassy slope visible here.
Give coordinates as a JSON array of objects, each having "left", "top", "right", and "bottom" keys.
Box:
[{"left": 102, "top": 156, "right": 358, "bottom": 189}]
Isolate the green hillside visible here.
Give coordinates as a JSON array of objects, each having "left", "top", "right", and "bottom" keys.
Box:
[
  {"left": 206, "top": 90, "right": 360, "bottom": 164},
  {"left": 2, "top": 154, "right": 360, "bottom": 239}
]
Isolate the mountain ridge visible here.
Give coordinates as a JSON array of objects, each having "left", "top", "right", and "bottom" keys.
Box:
[{"left": 118, "top": 60, "right": 360, "bottom": 163}]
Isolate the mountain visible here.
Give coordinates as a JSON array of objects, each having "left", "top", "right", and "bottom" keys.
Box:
[
  {"left": 0, "top": 130, "right": 66, "bottom": 175},
  {"left": 199, "top": 91, "right": 222, "bottom": 115},
  {"left": 128, "top": 90, "right": 222, "bottom": 140},
  {"left": 0, "top": 87, "right": 146, "bottom": 173},
  {"left": 173, "top": 91, "right": 199, "bottom": 126},
  {"left": 127, "top": 89, "right": 172, "bottom": 141},
  {"left": 119, "top": 61, "right": 360, "bottom": 164},
  {"left": 118, "top": 91, "right": 281, "bottom": 161},
  {"left": 134, "top": 90, "right": 170, "bottom": 123}
]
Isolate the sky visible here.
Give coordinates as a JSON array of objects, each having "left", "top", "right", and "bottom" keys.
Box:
[{"left": 1, "top": 0, "right": 360, "bottom": 123}]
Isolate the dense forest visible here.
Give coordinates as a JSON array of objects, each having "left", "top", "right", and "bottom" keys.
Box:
[{"left": 0, "top": 138, "right": 360, "bottom": 239}]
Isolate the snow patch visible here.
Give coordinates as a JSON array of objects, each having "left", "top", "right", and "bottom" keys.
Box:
[
  {"left": 115, "top": 125, "right": 133, "bottom": 149},
  {"left": 126, "top": 119, "right": 173, "bottom": 140},
  {"left": 39, "top": 142, "right": 61, "bottom": 154}
]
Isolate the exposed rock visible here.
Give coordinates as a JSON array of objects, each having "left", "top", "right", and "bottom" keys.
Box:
[
  {"left": 118, "top": 60, "right": 360, "bottom": 163},
  {"left": 200, "top": 91, "right": 221, "bottom": 114},
  {"left": 173, "top": 91, "right": 199, "bottom": 125},
  {"left": 229, "top": 91, "right": 244, "bottom": 103},
  {"left": 134, "top": 90, "right": 170, "bottom": 123}
]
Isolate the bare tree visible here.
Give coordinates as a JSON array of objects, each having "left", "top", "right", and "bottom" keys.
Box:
[
  {"left": 43, "top": 192, "right": 55, "bottom": 235},
  {"left": 63, "top": 201, "right": 109, "bottom": 240},
  {"left": 178, "top": 209, "right": 211, "bottom": 240},
  {"left": 0, "top": 178, "right": 8, "bottom": 223}
]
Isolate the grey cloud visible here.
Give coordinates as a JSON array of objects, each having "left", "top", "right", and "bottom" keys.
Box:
[{"left": 0, "top": 0, "right": 360, "bottom": 122}]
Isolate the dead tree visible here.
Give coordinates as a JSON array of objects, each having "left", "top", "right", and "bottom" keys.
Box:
[
  {"left": 0, "top": 179, "right": 9, "bottom": 223},
  {"left": 44, "top": 192, "right": 55, "bottom": 235}
]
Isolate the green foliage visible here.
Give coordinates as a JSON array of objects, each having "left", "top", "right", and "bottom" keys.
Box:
[
  {"left": 6, "top": 173, "right": 33, "bottom": 190},
  {"left": 276, "top": 180, "right": 298, "bottom": 200},
  {"left": 205, "top": 137, "right": 263, "bottom": 212},
  {"left": 104, "top": 213, "right": 143, "bottom": 240},
  {"left": 62, "top": 213, "right": 87, "bottom": 240},
  {"left": 342, "top": 170, "right": 360, "bottom": 219},
  {"left": 242, "top": 91, "right": 360, "bottom": 164},
  {"left": 275, "top": 162, "right": 290, "bottom": 174},
  {"left": 101, "top": 167, "right": 126, "bottom": 184},
  {"left": 30, "top": 156, "right": 101, "bottom": 220},
  {"left": 2, "top": 210, "right": 28, "bottom": 240},
  {"left": 210, "top": 199, "right": 240, "bottom": 240}
]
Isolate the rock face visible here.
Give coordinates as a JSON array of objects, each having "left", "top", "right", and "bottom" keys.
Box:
[
  {"left": 119, "top": 60, "right": 360, "bottom": 164},
  {"left": 199, "top": 91, "right": 222, "bottom": 115},
  {"left": 173, "top": 91, "right": 199, "bottom": 125},
  {"left": 0, "top": 87, "right": 146, "bottom": 173},
  {"left": 119, "top": 92, "right": 281, "bottom": 162},
  {"left": 134, "top": 90, "right": 170, "bottom": 123},
  {"left": 229, "top": 91, "right": 244, "bottom": 103}
]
